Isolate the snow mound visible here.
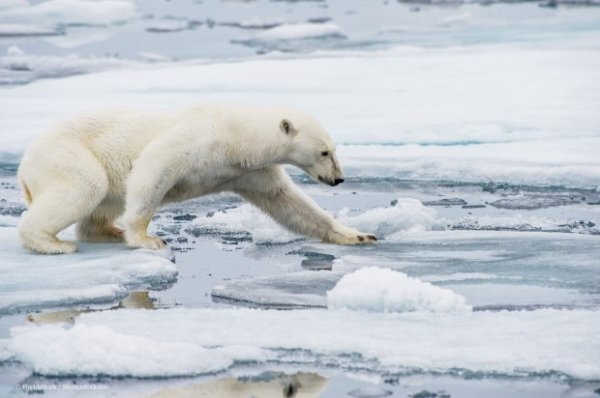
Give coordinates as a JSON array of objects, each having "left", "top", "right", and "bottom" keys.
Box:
[
  {"left": 255, "top": 23, "right": 344, "bottom": 41},
  {"left": 0, "top": 228, "right": 177, "bottom": 314},
  {"left": 5, "top": 307, "right": 600, "bottom": 379},
  {"left": 327, "top": 267, "right": 471, "bottom": 313},
  {"left": 337, "top": 198, "right": 439, "bottom": 239}
]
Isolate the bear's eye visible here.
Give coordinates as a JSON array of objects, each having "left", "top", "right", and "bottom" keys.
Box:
[{"left": 321, "top": 151, "right": 329, "bottom": 157}]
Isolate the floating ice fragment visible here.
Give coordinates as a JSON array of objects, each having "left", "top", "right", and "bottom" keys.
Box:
[
  {"left": 6, "top": 45, "right": 25, "bottom": 56},
  {"left": 0, "top": 24, "right": 60, "bottom": 37},
  {"left": 327, "top": 267, "right": 472, "bottom": 313},
  {"left": 255, "top": 23, "right": 344, "bottom": 41},
  {"left": 348, "top": 386, "right": 393, "bottom": 397}
]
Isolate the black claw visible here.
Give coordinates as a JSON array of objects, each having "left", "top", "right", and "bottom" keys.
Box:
[
  {"left": 357, "top": 235, "right": 364, "bottom": 242},
  {"left": 368, "top": 234, "right": 377, "bottom": 241},
  {"left": 161, "top": 239, "right": 167, "bottom": 245}
]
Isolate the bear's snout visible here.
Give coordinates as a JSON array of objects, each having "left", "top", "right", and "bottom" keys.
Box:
[{"left": 318, "top": 176, "right": 344, "bottom": 186}]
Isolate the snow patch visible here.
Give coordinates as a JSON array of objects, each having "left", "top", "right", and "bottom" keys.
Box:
[{"left": 327, "top": 267, "right": 471, "bottom": 313}]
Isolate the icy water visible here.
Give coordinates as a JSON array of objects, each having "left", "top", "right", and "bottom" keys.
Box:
[
  {"left": 1, "top": 0, "right": 600, "bottom": 397},
  {"left": 1, "top": 176, "right": 600, "bottom": 396}
]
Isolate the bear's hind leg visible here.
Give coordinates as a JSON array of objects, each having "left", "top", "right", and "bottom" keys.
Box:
[
  {"left": 19, "top": 180, "right": 108, "bottom": 254},
  {"left": 77, "top": 206, "right": 124, "bottom": 243}
]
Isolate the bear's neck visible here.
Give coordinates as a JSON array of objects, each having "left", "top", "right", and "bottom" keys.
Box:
[{"left": 226, "top": 133, "right": 287, "bottom": 170}]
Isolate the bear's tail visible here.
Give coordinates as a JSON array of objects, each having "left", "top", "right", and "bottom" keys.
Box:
[{"left": 19, "top": 177, "right": 32, "bottom": 206}]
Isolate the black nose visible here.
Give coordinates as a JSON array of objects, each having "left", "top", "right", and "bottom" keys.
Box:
[{"left": 333, "top": 178, "right": 344, "bottom": 186}]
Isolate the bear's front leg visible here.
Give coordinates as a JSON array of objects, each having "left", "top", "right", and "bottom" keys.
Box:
[
  {"left": 233, "top": 166, "right": 377, "bottom": 245},
  {"left": 122, "top": 133, "right": 193, "bottom": 250},
  {"left": 324, "top": 223, "right": 377, "bottom": 245},
  {"left": 123, "top": 213, "right": 166, "bottom": 250}
]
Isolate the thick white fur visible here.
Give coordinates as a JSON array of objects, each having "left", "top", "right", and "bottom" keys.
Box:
[{"left": 17, "top": 104, "right": 376, "bottom": 254}]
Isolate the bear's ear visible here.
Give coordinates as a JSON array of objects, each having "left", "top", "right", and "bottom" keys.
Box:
[{"left": 280, "top": 119, "right": 297, "bottom": 136}]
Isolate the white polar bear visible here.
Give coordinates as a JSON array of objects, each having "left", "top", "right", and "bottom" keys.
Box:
[{"left": 17, "top": 104, "right": 377, "bottom": 254}]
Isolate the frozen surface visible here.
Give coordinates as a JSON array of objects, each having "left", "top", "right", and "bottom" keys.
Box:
[
  {"left": 0, "top": 228, "right": 177, "bottom": 314},
  {"left": 4, "top": 307, "right": 600, "bottom": 379},
  {"left": 0, "top": 46, "right": 140, "bottom": 85},
  {"left": 212, "top": 271, "right": 340, "bottom": 309},
  {"left": 327, "top": 267, "right": 471, "bottom": 313}
]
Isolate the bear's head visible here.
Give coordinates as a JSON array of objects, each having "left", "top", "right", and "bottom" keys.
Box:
[{"left": 280, "top": 113, "right": 344, "bottom": 186}]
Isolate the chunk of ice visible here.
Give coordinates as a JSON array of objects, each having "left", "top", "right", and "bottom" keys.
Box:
[
  {"left": 327, "top": 267, "right": 472, "bottom": 313},
  {"left": 337, "top": 198, "right": 439, "bottom": 239},
  {"left": 254, "top": 23, "right": 344, "bottom": 41}
]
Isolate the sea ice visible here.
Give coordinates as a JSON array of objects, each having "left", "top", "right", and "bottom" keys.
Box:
[
  {"left": 0, "top": 227, "right": 177, "bottom": 314},
  {"left": 213, "top": 271, "right": 341, "bottom": 309},
  {"left": 4, "top": 307, "right": 600, "bottom": 379},
  {"left": 327, "top": 267, "right": 472, "bottom": 313},
  {"left": 0, "top": 0, "right": 137, "bottom": 27},
  {"left": 0, "top": 46, "right": 139, "bottom": 85}
]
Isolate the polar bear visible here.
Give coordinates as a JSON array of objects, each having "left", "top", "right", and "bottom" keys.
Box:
[{"left": 17, "top": 104, "right": 377, "bottom": 254}]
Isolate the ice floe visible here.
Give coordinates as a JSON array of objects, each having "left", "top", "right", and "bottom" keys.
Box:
[
  {"left": 0, "top": 227, "right": 177, "bottom": 314},
  {"left": 252, "top": 23, "right": 345, "bottom": 41},
  {"left": 0, "top": 46, "right": 139, "bottom": 85},
  {"left": 0, "top": 23, "right": 60, "bottom": 37},
  {"left": 4, "top": 307, "right": 600, "bottom": 379},
  {"left": 327, "top": 267, "right": 472, "bottom": 313},
  {"left": 0, "top": 0, "right": 137, "bottom": 27}
]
